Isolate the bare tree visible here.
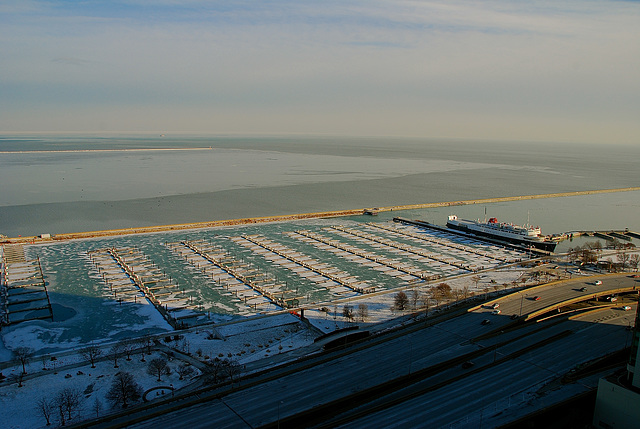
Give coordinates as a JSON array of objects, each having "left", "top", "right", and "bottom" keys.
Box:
[
  {"left": 587, "top": 240, "right": 603, "bottom": 253},
  {"left": 434, "top": 283, "right": 452, "bottom": 300},
  {"left": 420, "top": 292, "right": 430, "bottom": 313},
  {"left": 81, "top": 343, "right": 103, "bottom": 368},
  {"left": 176, "top": 363, "right": 195, "bottom": 380},
  {"left": 203, "top": 358, "right": 225, "bottom": 384},
  {"left": 223, "top": 359, "right": 241, "bottom": 382},
  {"left": 471, "top": 276, "right": 481, "bottom": 290},
  {"left": 55, "top": 387, "right": 82, "bottom": 422},
  {"left": 56, "top": 397, "right": 66, "bottom": 427},
  {"left": 429, "top": 287, "right": 440, "bottom": 308},
  {"left": 137, "top": 336, "right": 153, "bottom": 362},
  {"left": 579, "top": 246, "right": 597, "bottom": 264},
  {"left": 9, "top": 371, "right": 25, "bottom": 387},
  {"left": 120, "top": 339, "right": 137, "bottom": 361},
  {"left": 357, "top": 303, "right": 369, "bottom": 322},
  {"left": 13, "top": 347, "right": 34, "bottom": 374},
  {"left": 410, "top": 290, "right": 420, "bottom": 309},
  {"left": 36, "top": 397, "right": 55, "bottom": 426},
  {"left": 147, "top": 357, "right": 170, "bottom": 381},
  {"left": 617, "top": 250, "right": 630, "bottom": 269},
  {"left": 394, "top": 291, "right": 409, "bottom": 311},
  {"left": 108, "top": 344, "right": 123, "bottom": 368},
  {"left": 106, "top": 372, "right": 143, "bottom": 409},
  {"left": 342, "top": 305, "right": 354, "bottom": 322},
  {"left": 630, "top": 253, "right": 639, "bottom": 272},
  {"left": 93, "top": 397, "right": 103, "bottom": 418}
]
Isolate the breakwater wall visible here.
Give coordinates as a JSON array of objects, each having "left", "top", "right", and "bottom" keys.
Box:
[
  {"left": 371, "top": 186, "right": 640, "bottom": 213},
  {"left": 3, "top": 186, "right": 639, "bottom": 244}
]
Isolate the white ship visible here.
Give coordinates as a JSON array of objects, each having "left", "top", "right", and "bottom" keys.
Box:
[{"left": 446, "top": 214, "right": 557, "bottom": 252}]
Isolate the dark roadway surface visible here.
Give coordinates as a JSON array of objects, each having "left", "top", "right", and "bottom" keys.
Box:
[{"left": 82, "top": 273, "right": 638, "bottom": 429}]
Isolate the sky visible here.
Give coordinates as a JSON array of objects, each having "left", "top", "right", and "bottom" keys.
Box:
[{"left": 1, "top": 0, "right": 639, "bottom": 144}]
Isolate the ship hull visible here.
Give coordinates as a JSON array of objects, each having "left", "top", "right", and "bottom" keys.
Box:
[{"left": 446, "top": 220, "right": 557, "bottom": 252}]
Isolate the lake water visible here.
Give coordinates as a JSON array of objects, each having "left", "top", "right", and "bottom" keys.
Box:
[
  {"left": 1, "top": 134, "right": 639, "bottom": 238},
  {"left": 1, "top": 134, "right": 638, "bottom": 351}
]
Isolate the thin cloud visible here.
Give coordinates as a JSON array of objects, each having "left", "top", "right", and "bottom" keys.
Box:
[{"left": 0, "top": 0, "right": 638, "bottom": 143}]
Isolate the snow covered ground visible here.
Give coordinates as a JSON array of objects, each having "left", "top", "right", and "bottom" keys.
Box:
[
  {"left": 0, "top": 264, "right": 534, "bottom": 428},
  {"left": 1, "top": 220, "right": 637, "bottom": 428},
  {"left": 0, "top": 264, "right": 528, "bottom": 429}
]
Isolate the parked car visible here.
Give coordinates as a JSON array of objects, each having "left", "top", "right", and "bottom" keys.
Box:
[
  {"left": 481, "top": 319, "right": 491, "bottom": 325},
  {"left": 595, "top": 280, "right": 603, "bottom": 285},
  {"left": 462, "top": 361, "right": 475, "bottom": 369},
  {"left": 623, "top": 306, "right": 632, "bottom": 311},
  {"left": 510, "top": 314, "right": 519, "bottom": 320},
  {"left": 579, "top": 287, "right": 587, "bottom": 292},
  {"left": 533, "top": 296, "right": 541, "bottom": 301},
  {"left": 492, "top": 309, "right": 501, "bottom": 315},
  {"left": 492, "top": 303, "right": 500, "bottom": 309}
]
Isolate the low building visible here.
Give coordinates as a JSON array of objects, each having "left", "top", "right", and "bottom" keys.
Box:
[{"left": 592, "top": 302, "right": 640, "bottom": 428}]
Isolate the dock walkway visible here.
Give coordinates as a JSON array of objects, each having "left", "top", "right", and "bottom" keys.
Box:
[
  {"left": 179, "top": 240, "right": 288, "bottom": 309},
  {"left": 293, "top": 229, "right": 442, "bottom": 283},
  {"left": 240, "top": 234, "right": 373, "bottom": 295},
  {"left": 88, "top": 247, "right": 191, "bottom": 328},
  {"left": 0, "top": 253, "right": 52, "bottom": 325}
]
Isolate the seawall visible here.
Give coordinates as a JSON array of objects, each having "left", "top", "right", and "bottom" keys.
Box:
[{"left": 2, "top": 186, "right": 639, "bottom": 244}]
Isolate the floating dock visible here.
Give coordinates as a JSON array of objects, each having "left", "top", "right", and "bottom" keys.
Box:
[
  {"left": 88, "top": 247, "right": 193, "bottom": 328},
  {"left": 1, "top": 249, "right": 53, "bottom": 325}
]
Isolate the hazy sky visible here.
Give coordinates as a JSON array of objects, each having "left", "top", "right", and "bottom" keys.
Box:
[{"left": 1, "top": 1, "right": 639, "bottom": 143}]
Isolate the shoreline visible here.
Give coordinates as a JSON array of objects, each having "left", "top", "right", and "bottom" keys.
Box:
[
  {"left": 2, "top": 186, "right": 639, "bottom": 244},
  {"left": 0, "top": 147, "right": 212, "bottom": 154}
]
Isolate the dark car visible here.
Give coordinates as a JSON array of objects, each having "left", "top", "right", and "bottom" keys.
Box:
[
  {"left": 510, "top": 314, "right": 519, "bottom": 320},
  {"left": 579, "top": 287, "right": 587, "bottom": 292},
  {"left": 481, "top": 319, "right": 491, "bottom": 325},
  {"left": 462, "top": 361, "right": 475, "bottom": 369}
]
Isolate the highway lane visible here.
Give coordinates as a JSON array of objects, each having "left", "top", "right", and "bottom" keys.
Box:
[
  {"left": 482, "top": 273, "right": 639, "bottom": 319},
  {"left": 127, "top": 310, "right": 506, "bottom": 428},
  {"left": 340, "top": 304, "right": 635, "bottom": 428},
  {"left": 221, "top": 313, "right": 490, "bottom": 428},
  {"left": 131, "top": 400, "right": 251, "bottom": 429},
  {"left": 123, "top": 275, "right": 636, "bottom": 429}
]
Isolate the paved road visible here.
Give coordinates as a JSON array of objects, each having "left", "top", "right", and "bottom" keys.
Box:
[
  {"left": 476, "top": 273, "right": 639, "bottom": 322},
  {"left": 110, "top": 274, "right": 638, "bottom": 429},
  {"left": 335, "top": 304, "right": 635, "bottom": 428}
]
